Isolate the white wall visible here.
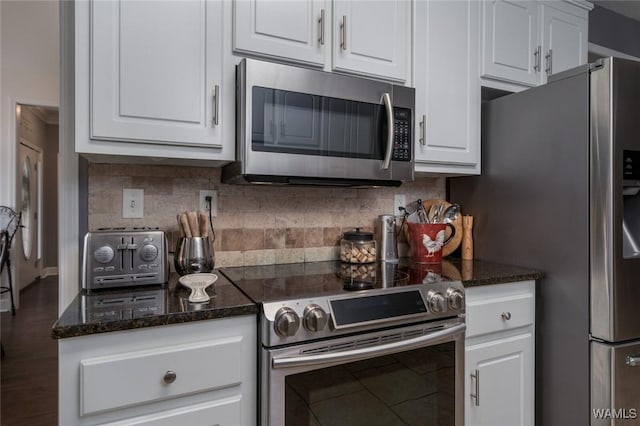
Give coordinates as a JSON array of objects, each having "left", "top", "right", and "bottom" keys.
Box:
[
  {"left": 1, "top": 0, "right": 59, "bottom": 208},
  {"left": 0, "top": 0, "right": 59, "bottom": 310}
]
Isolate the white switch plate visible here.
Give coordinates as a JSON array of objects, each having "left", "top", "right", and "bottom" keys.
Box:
[
  {"left": 122, "top": 188, "right": 144, "bottom": 218},
  {"left": 393, "top": 194, "right": 406, "bottom": 216},
  {"left": 199, "top": 190, "right": 218, "bottom": 216}
]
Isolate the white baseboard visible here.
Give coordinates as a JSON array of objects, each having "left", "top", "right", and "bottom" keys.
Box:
[{"left": 42, "top": 267, "right": 59, "bottom": 278}]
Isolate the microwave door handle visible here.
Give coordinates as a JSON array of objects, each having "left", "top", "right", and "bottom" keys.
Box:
[
  {"left": 381, "top": 92, "right": 394, "bottom": 170},
  {"left": 272, "top": 323, "right": 465, "bottom": 369}
]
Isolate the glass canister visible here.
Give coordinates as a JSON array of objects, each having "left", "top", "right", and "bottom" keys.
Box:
[{"left": 340, "top": 228, "right": 377, "bottom": 263}]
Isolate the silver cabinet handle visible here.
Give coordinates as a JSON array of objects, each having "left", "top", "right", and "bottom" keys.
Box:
[
  {"left": 627, "top": 355, "right": 640, "bottom": 367},
  {"left": 381, "top": 92, "right": 393, "bottom": 170},
  {"left": 501, "top": 312, "right": 512, "bottom": 320},
  {"left": 471, "top": 369, "right": 480, "bottom": 406},
  {"left": 545, "top": 49, "right": 553, "bottom": 76},
  {"left": 212, "top": 85, "right": 219, "bottom": 126},
  {"left": 163, "top": 370, "right": 177, "bottom": 384},
  {"left": 273, "top": 323, "right": 465, "bottom": 369},
  {"left": 318, "top": 9, "right": 325, "bottom": 46},
  {"left": 340, "top": 15, "right": 347, "bottom": 50},
  {"left": 419, "top": 115, "right": 426, "bottom": 146},
  {"left": 534, "top": 45, "right": 541, "bottom": 72}
]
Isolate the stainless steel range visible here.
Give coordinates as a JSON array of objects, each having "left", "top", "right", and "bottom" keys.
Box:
[{"left": 222, "top": 261, "right": 465, "bottom": 426}]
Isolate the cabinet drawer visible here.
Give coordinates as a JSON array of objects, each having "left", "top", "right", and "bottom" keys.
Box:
[
  {"left": 466, "top": 291, "right": 534, "bottom": 338},
  {"left": 98, "top": 396, "right": 241, "bottom": 426},
  {"left": 80, "top": 336, "right": 242, "bottom": 415}
]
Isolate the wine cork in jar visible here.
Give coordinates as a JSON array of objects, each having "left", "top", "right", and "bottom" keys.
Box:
[{"left": 462, "top": 215, "right": 474, "bottom": 260}]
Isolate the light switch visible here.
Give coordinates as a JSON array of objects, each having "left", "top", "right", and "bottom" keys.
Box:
[{"left": 122, "top": 188, "right": 144, "bottom": 218}]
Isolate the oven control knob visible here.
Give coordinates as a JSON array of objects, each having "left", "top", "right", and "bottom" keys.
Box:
[
  {"left": 446, "top": 288, "right": 464, "bottom": 311},
  {"left": 303, "top": 304, "right": 328, "bottom": 332},
  {"left": 274, "top": 307, "right": 301, "bottom": 337},
  {"left": 427, "top": 290, "right": 446, "bottom": 313}
]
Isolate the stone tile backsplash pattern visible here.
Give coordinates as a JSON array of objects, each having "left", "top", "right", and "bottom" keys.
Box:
[{"left": 88, "top": 164, "right": 445, "bottom": 267}]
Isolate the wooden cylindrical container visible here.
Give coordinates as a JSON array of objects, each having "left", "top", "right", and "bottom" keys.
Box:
[{"left": 462, "top": 215, "right": 474, "bottom": 260}]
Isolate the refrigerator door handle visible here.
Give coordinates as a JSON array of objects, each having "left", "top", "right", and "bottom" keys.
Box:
[{"left": 626, "top": 355, "right": 640, "bottom": 366}]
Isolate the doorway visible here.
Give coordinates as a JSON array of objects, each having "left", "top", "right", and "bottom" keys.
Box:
[{"left": 11, "top": 104, "right": 59, "bottom": 306}]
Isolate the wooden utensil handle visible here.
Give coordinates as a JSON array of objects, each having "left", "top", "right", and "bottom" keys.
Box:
[
  {"left": 180, "top": 213, "right": 192, "bottom": 238},
  {"left": 198, "top": 211, "right": 209, "bottom": 239},
  {"left": 187, "top": 211, "right": 199, "bottom": 237},
  {"left": 462, "top": 215, "right": 474, "bottom": 260}
]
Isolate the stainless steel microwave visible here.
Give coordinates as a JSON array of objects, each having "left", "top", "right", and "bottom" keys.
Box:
[{"left": 222, "top": 58, "right": 415, "bottom": 187}]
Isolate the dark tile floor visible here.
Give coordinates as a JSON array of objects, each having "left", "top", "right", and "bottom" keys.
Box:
[{"left": 1, "top": 276, "right": 58, "bottom": 426}]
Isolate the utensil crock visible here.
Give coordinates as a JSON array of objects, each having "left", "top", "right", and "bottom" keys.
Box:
[{"left": 174, "top": 237, "right": 214, "bottom": 275}]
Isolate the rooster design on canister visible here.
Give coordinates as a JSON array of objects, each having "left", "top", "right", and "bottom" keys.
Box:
[{"left": 422, "top": 230, "right": 446, "bottom": 257}]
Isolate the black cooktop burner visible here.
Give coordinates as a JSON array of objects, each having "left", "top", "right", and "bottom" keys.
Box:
[{"left": 221, "top": 260, "right": 448, "bottom": 304}]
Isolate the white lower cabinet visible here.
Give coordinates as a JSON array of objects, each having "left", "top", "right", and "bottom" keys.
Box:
[
  {"left": 465, "top": 281, "right": 535, "bottom": 426},
  {"left": 59, "top": 316, "right": 257, "bottom": 426}
]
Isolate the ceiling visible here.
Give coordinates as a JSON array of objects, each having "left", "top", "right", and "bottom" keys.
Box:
[{"left": 592, "top": 1, "right": 640, "bottom": 22}]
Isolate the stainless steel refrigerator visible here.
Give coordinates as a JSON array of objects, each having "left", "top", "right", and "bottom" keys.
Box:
[{"left": 451, "top": 57, "right": 640, "bottom": 426}]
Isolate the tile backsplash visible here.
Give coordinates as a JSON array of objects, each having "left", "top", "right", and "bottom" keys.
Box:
[{"left": 88, "top": 164, "right": 445, "bottom": 267}]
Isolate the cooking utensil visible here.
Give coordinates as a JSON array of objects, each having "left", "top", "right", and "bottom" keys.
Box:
[
  {"left": 442, "top": 204, "right": 461, "bottom": 224},
  {"left": 402, "top": 199, "right": 463, "bottom": 257}
]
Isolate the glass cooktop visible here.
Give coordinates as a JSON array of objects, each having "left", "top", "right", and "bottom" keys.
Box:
[{"left": 220, "top": 260, "right": 449, "bottom": 304}]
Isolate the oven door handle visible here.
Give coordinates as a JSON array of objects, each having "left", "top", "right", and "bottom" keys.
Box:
[
  {"left": 272, "top": 323, "right": 465, "bottom": 369},
  {"left": 381, "top": 92, "right": 394, "bottom": 171}
]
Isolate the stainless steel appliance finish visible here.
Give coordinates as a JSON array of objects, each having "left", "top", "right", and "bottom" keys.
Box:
[
  {"left": 450, "top": 57, "right": 640, "bottom": 426},
  {"left": 376, "top": 214, "right": 399, "bottom": 262},
  {"left": 222, "top": 261, "right": 465, "bottom": 426},
  {"left": 82, "top": 228, "right": 168, "bottom": 290},
  {"left": 223, "top": 58, "right": 415, "bottom": 187}
]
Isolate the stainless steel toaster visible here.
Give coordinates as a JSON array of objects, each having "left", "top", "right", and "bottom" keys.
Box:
[{"left": 82, "top": 228, "right": 168, "bottom": 290}]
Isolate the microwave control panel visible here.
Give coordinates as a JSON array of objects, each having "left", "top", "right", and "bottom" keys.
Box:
[{"left": 392, "top": 108, "right": 412, "bottom": 161}]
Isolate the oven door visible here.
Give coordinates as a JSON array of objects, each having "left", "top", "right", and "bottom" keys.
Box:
[
  {"left": 235, "top": 58, "right": 415, "bottom": 184},
  {"left": 262, "top": 319, "right": 465, "bottom": 426}
]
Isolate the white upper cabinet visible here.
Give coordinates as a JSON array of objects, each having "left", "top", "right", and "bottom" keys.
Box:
[
  {"left": 481, "top": 0, "right": 592, "bottom": 88},
  {"left": 233, "top": 0, "right": 411, "bottom": 83},
  {"left": 332, "top": 0, "right": 410, "bottom": 82},
  {"left": 541, "top": 1, "right": 589, "bottom": 79},
  {"left": 482, "top": 0, "right": 540, "bottom": 86},
  {"left": 233, "top": 0, "right": 326, "bottom": 66},
  {"left": 75, "top": 0, "right": 234, "bottom": 163},
  {"left": 414, "top": 0, "right": 481, "bottom": 175}
]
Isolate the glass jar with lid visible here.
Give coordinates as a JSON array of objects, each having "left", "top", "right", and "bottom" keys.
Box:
[{"left": 340, "top": 228, "right": 377, "bottom": 263}]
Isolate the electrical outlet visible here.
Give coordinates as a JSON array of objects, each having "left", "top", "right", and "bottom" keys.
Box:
[
  {"left": 199, "top": 190, "right": 218, "bottom": 216},
  {"left": 122, "top": 188, "right": 144, "bottom": 218},
  {"left": 393, "top": 194, "right": 406, "bottom": 216}
]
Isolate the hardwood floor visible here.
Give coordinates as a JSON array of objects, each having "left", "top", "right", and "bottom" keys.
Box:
[{"left": 1, "top": 276, "right": 58, "bottom": 426}]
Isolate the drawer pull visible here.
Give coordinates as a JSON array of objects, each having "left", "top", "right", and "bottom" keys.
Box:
[
  {"left": 501, "top": 312, "right": 512, "bottom": 320},
  {"left": 470, "top": 369, "right": 480, "bottom": 406},
  {"left": 163, "top": 370, "right": 177, "bottom": 384}
]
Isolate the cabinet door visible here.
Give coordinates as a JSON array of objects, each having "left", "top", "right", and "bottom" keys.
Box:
[
  {"left": 414, "top": 0, "right": 480, "bottom": 174},
  {"left": 233, "top": 0, "right": 326, "bottom": 66},
  {"left": 541, "top": 3, "right": 588, "bottom": 81},
  {"left": 91, "top": 0, "right": 223, "bottom": 147},
  {"left": 333, "top": 0, "right": 410, "bottom": 82},
  {"left": 465, "top": 331, "right": 534, "bottom": 426},
  {"left": 482, "top": 0, "right": 540, "bottom": 86}
]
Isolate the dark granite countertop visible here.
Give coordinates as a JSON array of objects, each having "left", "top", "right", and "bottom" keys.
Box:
[
  {"left": 437, "top": 258, "right": 543, "bottom": 287},
  {"left": 52, "top": 271, "right": 258, "bottom": 339}
]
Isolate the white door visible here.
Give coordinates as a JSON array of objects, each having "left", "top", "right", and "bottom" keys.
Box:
[
  {"left": 414, "top": 0, "right": 480, "bottom": 174},
  {"left": 233, "top": 0, "right": 327, "bottom": 66},
  {"left": 465, "top": 331, "right": 534, "bottom": 426},
  {"left": 541, "top": 3, "right": 588, "bottom": 82},
  {"left": 91, "top": 0, "right": 223, "bottom": 147},
  {"left": 18, "top": 142, "right": 42, "bottom": 289},
  {"left": 332, "top": 0, "right": 410, "bottom": 83},
  {"left": 482, "top": 0, "right": 540, "bottom": 86}
]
